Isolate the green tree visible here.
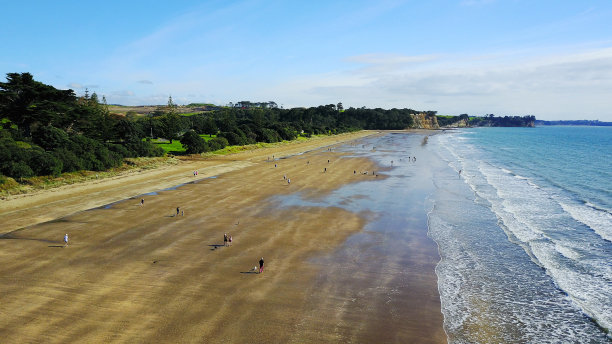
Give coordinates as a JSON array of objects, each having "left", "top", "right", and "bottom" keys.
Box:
[
  {"left": 181, "top": 130, "right": 208, "bottom": 154},
  {"left": 113, "top": 117, "right": 143, "bottom": 143},
  {"left": 0, "top": 72, "right": 77, "bottom": 137},
  {"left": 166, "top": 95, "right": 177, "bottom": 115},
  {"left": 160, "top": 113, "right": 184, "bottom": 143},
  {"left": 32, "top": 125, "right": 70, "bottom": 151}
]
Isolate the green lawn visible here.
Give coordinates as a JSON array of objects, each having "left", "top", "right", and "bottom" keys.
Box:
[
  {"left": 152, "top": 134, "right": 216, "bottom": 154},
  {"left": 151, "top": 139, "right": 185, "bottom": 154},
  {"left": 152, "top": 133, "right": 322, "bottom": 156}
]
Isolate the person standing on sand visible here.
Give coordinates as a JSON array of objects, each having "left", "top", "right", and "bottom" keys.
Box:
[
  {"left": 176, "top": 207, "right": 180, "bottom": 216},
  {"left": 63, "top": 233, "right": 69, "bottom": 247},
  {"left": 229, "top": 235, "right": 232, "bottom": 246},
  {"left": 259, "top": 257, "right": 264, "bottom": 273},
  {"left": 287, "top": 178, "right": 291, "bottom": 185},
  {"left": 141, "top": 198, "right": 144, "bottom": 206},
  {"left": 224, "top": 233, "right": 228, "bottom": 247}
]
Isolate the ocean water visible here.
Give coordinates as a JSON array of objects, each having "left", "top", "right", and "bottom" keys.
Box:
[
  {"left": 430, "top": 126, "right": 612, "bottom": 343},
  {"left": 271, "top": 128, "right": 610, "bottom": 342}
]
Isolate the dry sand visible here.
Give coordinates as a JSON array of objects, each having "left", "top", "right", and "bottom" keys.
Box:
[{"left": 0, "top": 131, "right": 446, "bottom": 343}]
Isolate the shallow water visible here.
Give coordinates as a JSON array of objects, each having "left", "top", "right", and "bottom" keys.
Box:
[
  {"left": 271, "top": 133, "right": 445, "bottom": 342},
  {"left": 274, "top": 129, "right": 611, "bottom": 342}
]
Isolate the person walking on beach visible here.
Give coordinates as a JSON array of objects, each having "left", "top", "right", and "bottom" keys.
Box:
[
  {"left": 324, "top": 167, "right": 327, "bottom": 173},
  {"left": 229, "top": 235, "right": 232, "bottom": 246},
  {"left": 259, "top": 257, "right": 264, "bottom": 274},
  {"left": 287, "top": 178, "right": 291, "bottom": 185},
  {"left": 140, "top": 198, "right": 144, "bottom": 206},
  {"left": 63, "top": 233, "right": 69, "bottom": 247},
  {"left": 224, "top": 233, "right": 228, "bottom": 247},
  {"left": 176, "top": 207, "right": 180, "bottom": 216}
]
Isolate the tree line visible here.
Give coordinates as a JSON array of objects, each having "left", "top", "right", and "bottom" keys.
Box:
[
  {"left": 437, "top": 114, "right": 535, "bottom": 127},
  {"left": 1, "top": 73, "right": 428, "bottom": 180}
]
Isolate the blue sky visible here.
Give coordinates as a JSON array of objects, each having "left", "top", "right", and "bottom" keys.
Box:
[{"left": 2, "top": 0, "right": 612, "bottom": 120}]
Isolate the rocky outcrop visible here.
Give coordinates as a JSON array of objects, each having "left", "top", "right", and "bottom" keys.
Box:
[
  {"left": 441, "top": 118, "right": 469, "bottom": 128},
  {"left": 411, "top": 113, "right": 440, "bottom": 129}
]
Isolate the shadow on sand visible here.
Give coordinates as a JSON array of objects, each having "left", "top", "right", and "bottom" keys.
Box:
[
  {"left": 1, "top": 233, "right": 59, "bottom": 245},
  {"left": 208, "top": 244, "right": 224, "bottom": 251}
]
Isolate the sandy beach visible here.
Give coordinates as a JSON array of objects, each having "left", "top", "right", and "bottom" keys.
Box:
[{"left": 0, "top": 131, "right": 445, "bottom": 343}]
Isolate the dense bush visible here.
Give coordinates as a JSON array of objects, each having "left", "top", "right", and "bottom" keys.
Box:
[
  {"left": 207, "top": 137, "right": 228, "bottom": 151},
  {"left": 181, "top": 131, "right": 209, "bottom": 154},
  {"left": 218, "top": 131, "right": 247, "bottom": 146}
]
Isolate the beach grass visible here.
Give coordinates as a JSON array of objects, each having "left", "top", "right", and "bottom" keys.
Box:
[{"left": 0, "top": 157, "right": 178, "bottom": 197}]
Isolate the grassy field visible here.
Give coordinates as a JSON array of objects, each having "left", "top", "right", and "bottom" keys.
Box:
[
  {"left": 151, "top": 134, "right": 217, "bottom": 154},
  {"left": 107, "top": 105, "right": 207, "bottom": 116},
  {"left": 151, "top": 139, "right": 186, "bottom": 154}
]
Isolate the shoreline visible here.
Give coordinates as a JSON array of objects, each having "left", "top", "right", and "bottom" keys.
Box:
[{"left": 0, "top": 129, "right": 445, "bottom": 343}]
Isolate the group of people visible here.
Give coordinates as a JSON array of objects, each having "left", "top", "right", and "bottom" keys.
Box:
[{"left": 223, "top": 233, "right": 233, "bottom": 247}]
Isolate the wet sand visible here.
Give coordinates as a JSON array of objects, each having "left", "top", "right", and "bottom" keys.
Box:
[{"left": 0, "top": 131, "right": 445, "bottom": 343}]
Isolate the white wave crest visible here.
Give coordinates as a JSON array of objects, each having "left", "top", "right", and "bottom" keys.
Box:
[{"left": 560, "top": 202, "right": 612, "bottom": 243}]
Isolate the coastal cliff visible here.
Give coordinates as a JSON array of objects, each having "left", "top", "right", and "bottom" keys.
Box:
[{"left": 411, "top": 113, "right": 440, "bottom": 129}]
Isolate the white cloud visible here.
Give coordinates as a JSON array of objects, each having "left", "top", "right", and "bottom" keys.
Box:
[{"left": 266, "top": 48, "right": 612, "bottom": 120}]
